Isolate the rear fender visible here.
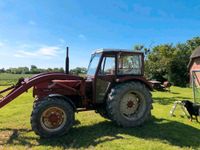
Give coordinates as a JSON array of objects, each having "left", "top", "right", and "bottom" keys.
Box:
[{"left": 116, "top": 76, "right": 153, "bottom": 91}]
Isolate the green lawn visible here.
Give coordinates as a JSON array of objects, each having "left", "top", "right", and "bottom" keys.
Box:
[
  {"left": 0, "top": 73, "right": 33, "bottom": 86},
  {"left": 0, "top": 86, "right": 199, "bottom": 150}
]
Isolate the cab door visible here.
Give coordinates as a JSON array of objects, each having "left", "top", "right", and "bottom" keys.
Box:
[{"left": 95, "top": 54, "right": 116, "bottom": 103}]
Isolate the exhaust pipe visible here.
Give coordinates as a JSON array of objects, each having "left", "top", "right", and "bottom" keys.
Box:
[{"left": 65, "top": 47, "right": 69, "bottom": 74}]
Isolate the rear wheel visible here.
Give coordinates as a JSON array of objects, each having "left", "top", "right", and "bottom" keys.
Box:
[
  {"left": 31, "top": 97, "right": 74, "bottom": 138},
  {"left": 107, "top": 81, "right": 152, "bottom": 127}
]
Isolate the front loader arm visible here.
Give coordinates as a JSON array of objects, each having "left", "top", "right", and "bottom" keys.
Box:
[{"left": 0, "top": 72, "right": 83, "bottom": 109}]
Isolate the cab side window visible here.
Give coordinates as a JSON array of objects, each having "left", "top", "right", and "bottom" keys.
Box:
[
  {"left": 99, "top": 56, "right": 115, "bottom": 75},
  {"left": 118, "top": 55, "right": 142, "bottom": 75}
]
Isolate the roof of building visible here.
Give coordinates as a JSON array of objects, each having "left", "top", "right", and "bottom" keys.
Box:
[
  {"left": 188, "top": 46, "right": 200, "bottom": 69},
  {"left": 190, "top": 46, "right": 200, "bottom": 59}
]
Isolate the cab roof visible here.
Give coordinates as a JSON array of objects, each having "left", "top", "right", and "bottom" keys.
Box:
[{"left": 93, "top": 48, "right": 143, "bottom": 54}]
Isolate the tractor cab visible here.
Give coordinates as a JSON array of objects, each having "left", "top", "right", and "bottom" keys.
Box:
[
  {"left": 86, "top": 49, "right": 145, "bottom": 103},
  {"left": 87, "top": 49, "right": 144, "bottom": 77}
]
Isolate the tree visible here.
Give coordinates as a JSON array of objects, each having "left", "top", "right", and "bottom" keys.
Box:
[
  {"left": 133, "top": 44, "right": 150, "bottom": 56},
  {"left": 0, "top": 68, "right": 5, "bottom": 73},
  {"left": 168, "top": 43, "right": 190, "bottom": 86},
  {"left": 18, "top": 67, "right": 29, "bottom": 74},
  {"left": 167, "top": 37, "right": 200, "bottom": 86},
  {"left": 70, "top": 67, "right": 87, "bottom": 75},
  {"left": 144, "top": 44, "right": 175, "bottom": 82},
  {"left": 133, "top": 45, "right": 144, "bottom": 51},
  {"left": 52, "top": 68, "right": 64, "bottom": 73},
  {"left": 30, "top": 65, "right": 39, "bottom": 74},
  {"left": 186, "top": 37, "right": 200, "bottom": 52},
  {"left": 144, "top": 37, "right": 200, "bottom": 87}
]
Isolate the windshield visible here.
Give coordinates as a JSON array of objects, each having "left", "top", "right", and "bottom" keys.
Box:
[{"left": 87, "top": 53, "right": 101, "bottom": 76}]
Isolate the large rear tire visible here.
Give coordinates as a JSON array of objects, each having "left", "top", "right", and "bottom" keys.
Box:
[
  {"left": 106, "top": 81, "right": 152, "bottom": 127},
  {"left": 31, "top": 97, "right": 74, "bottom": 138}
]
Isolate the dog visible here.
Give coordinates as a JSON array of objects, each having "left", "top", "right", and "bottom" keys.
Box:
[{"left": 181, "top": 100, "right": 200, "bottom": 122}]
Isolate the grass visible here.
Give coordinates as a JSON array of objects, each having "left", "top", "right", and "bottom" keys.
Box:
[
  {"left": 0, "top": 86, "right": 199, "bottom": 150},
  {"left": 0, "top": 73, "right": 33, "bottom": 86}
]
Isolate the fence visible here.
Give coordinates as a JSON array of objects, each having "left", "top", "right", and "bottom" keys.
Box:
[{"left": 192, "top": 70, "right": 200, "bottom": 103}]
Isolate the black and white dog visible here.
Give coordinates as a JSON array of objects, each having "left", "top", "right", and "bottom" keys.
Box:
[{"left": 182, "top": 100, "right": 200, "bottom": 122}]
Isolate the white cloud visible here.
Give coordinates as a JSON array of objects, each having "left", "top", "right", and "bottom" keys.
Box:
[
  {"left": 14, "top": 46, "right": 60, "bottom": 58},
  {"left": 78, "top": 34, "right": 87, "bottom": 40},
  {"left": 15, "top": 50, "right": 36, "bottom": 57},
  {"left": 38, "top": 46, "right": 60, "bottom": 56}
]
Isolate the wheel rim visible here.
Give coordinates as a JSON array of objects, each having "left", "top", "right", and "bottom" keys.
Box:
[
  {"left": 40, "top": 107, "right": 67, "bottom": 132},
  {"left": 120, "top": 91, "right": 146, "bottom": 120}
]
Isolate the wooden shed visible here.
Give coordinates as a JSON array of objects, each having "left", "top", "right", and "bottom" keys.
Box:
[
  {"left": 188, "top": 47, "right": 200, "bottom": 70},
  {"left": 188, "top": 46, "right": 200, "bottom": 86}
]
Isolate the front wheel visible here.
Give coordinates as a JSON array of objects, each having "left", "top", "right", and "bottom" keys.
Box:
[
  {"left": 106, "top": 82, "right": 152, "bottom": 127},
  {"left": 31, "top": 97, "right": 74, "bottom": 138}
]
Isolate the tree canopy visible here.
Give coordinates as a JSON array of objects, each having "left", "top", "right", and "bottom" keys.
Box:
[
  {"left": 144, "top": 37, "right": 200, "bottom": 87},
  {"left": 0, "top": 66, "right": 65, "bottom": 74}
]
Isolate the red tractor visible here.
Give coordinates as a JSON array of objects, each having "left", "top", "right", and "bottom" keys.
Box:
[{"left": 0, "top": 48, "right": 153, "bottom": 138}]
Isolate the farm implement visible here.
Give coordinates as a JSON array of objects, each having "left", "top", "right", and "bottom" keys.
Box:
[{"left": 0, "top": 47, "right": 153, "bottom": 138}]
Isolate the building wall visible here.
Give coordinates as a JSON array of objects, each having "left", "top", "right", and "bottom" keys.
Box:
[{"left": 190, "top": 58, "right": 200, "bottom": 86}]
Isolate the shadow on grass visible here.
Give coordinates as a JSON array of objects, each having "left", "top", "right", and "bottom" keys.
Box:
[
  {"left": 0, "top": 117, "right": 200, "bottom": 149},
  {"left": 153, "top": 96, "right": 191, "bottom": 105}
]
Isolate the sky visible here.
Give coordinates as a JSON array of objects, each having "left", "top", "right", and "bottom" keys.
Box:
[{"left": 0, "top": 0, "right": 200, "bottom": 69}]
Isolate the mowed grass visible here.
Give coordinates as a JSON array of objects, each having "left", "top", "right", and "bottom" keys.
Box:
[{"left": 0, "top": 86, "right": 200, "bottom": 150}]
